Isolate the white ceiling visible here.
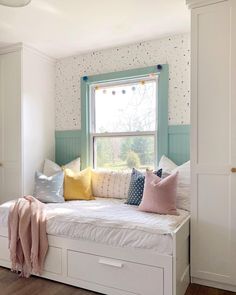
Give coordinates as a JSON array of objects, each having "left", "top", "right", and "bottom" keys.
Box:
[{"left": 0, "top": 0, "right": 190, "bottom": 59}]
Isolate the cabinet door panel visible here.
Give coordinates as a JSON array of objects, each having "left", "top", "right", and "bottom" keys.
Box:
[
  {"left": 194, "top": 174, "right": 231, "bottom": 281},
  {"left": 196, "top": 5, "right": 230, "bottom": 165}
]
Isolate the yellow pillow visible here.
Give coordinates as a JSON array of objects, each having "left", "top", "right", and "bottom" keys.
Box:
[{"left": 63, "top": 167, "right": 94, "bottom": 201}]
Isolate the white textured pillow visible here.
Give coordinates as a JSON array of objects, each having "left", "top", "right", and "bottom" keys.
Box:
[
  {"left": 64, "top": 158, "right": 81, "bottom": 174},
  {"left": 43, "top": 158, "right": 81, "bottom": 176},
  {"left": 158, "top": 155, "right": 178, "bottom": 175},
  {"left": 158, "top": 156, "right": 190, "bottom": 211},
  {"left": 43, "top": 159, "right": 61, "bottom": 176},
  {"left": 92, "top": 170, "right": 131, "bottom": 199},
  {"left": 173, "top": 161, "right": 190, "bottom": 211}
]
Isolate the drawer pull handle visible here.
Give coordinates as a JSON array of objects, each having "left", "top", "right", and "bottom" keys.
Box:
[
  {"left": 231, "top": 168, "right": 236, "bottom": 173},
  {"left": 0, "top": 163, "right": 2, "bottom": 167},
  {"left": 98, "top": 258, "right": 123, "bottom": 268}
]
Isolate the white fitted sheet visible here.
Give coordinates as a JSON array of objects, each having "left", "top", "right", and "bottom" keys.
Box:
[{"left": 0, "top": 198, "right": 189, "bottom": 255}]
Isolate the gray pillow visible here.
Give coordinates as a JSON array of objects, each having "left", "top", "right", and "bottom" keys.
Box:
[{"left": 33, "top": 171, "right": 65, "bottom": 203}]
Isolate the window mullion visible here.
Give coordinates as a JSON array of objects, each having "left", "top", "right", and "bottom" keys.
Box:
[{"left": 91, "top": 131, "right": 156, "bottom": 138}]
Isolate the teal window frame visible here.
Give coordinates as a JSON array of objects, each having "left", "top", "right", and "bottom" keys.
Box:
[{"left": 80, "top": 65, "right": 169, "bottom": 170}]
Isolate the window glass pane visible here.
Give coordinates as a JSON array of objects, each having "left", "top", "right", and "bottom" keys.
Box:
[
  {"left": 94, "top": 79, "right": 156, "bottom": 133},
  {"left": 94, "top": 135, "right": 155, "bottom": 170}
]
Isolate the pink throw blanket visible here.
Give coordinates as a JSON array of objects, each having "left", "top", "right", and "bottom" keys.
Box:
[{"left": 8, "top": 196, "right": 48, "bottom": 278}]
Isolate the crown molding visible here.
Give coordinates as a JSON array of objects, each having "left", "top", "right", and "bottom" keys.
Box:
[
  {"left": 186, "top": 0, "right": 227, "bottom": 8},
  {"left": 0, "top": 43, "right": 56, "bottom": 64},
  {"left": 22, "top": 44, "right": 56, "bottom": 64},
  {"left": 0, "top": 42, "right": 22, "bottom": 55},
  {"left": 0, "top": 0, "right": 31, "bottom": 7}
]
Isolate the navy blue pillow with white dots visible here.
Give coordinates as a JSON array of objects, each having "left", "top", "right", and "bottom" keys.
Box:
[{"left": 125, "top": 168, "right": 162, "bottom": 206}]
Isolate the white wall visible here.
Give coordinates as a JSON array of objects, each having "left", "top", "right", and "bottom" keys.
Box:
[
  {"left": 22, "top": 47, "right": 55, "bottom": 194},
  {"left": 0, "top": 50, "right": 22, "bottom": 203},
  {"left": 55, "top": 33, "right": 190, "bottom": 131}
]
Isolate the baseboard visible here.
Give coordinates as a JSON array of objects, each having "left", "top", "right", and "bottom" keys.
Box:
[
  {"left": 191, "top": 277, "right": 236, "bottom": 292},
  {"left": 0, "top": 259, "right": 11, "bottom": 269},
  {"left": 181, "top": 265, "right": 190, "bottom": 285},
  {"left": 177, "top": 265, "right": 190, "bottom": 295}
]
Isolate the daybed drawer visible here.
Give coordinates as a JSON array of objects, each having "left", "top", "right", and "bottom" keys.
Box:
[
  {"left": 0, "top": 236, "right": 10, "bottom": 261},
  {"left": 67, "top": 250, "right": 163, "bottom": 295},
  {"left": 43, "top": 246, "right": 62, "bottom": 275}
]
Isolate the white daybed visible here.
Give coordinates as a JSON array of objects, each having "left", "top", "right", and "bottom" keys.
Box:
[{"left": 0, "top": 197, "right": 190, "bottom": 295}]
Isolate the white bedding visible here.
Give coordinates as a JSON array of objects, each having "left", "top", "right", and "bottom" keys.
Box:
[{"left": 0, "top": 198, "right": 189, "bottom": 255}]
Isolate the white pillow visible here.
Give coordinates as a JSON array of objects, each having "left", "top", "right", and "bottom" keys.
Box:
[
  {"left": 173, "top": 161, "right": 190, "bottom": 211},
  {"left": 64, "top": 157, "right": 81, "bottom": 174},
  {"left": 158, "top": 156, "right": 190, "bottom": 211},
  {"left": 92, "top": 170, "right": 131, "bottom": 199},
  {"left": 43, "top": 159, "right": 61, "bottom": 176},
  {"left": 43, "top": 158, "right": 81, "bottom": 176},
  {"left": 158, "top": 155, "right": 178, "bottom": 176}
]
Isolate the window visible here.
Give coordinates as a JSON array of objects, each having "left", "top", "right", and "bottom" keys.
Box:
[
  {"left": 81, "top": 65, "right": 168, "bottom": 170},
  {"left": 90, "top": 77, "right": 158, "bottom": 170}
]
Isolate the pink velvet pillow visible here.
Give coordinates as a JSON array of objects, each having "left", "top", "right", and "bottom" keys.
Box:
[{"left": 138, "top": 171, "right": 179, "bottom": 215}]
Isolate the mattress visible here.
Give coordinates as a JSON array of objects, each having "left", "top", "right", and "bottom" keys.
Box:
[{"left": 0, "top": 198, "right": 189, "bottom": 255}]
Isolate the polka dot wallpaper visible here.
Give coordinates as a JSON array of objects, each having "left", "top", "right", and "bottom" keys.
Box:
[{"left": 55, "top": 33, "right": 190, "bottom": 131}]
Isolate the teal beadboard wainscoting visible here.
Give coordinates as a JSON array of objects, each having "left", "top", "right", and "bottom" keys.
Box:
[
  {"left": 55, "top": 125, "right": 190, "bottom": 167},
  {"left": 168, "top": 125, "right": 190, "bottom": 165},
  {"left": 55, "top": 130, "right": 82, "bottom": 166}
]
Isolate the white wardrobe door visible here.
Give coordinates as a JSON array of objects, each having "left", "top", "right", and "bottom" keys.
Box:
[
  {"left": 230, "top": 0, "right": 236, "bottom": 285},
  {"left": 191, "top": 0, "right": 236, "bottom": 285},
  {"left": 0, "top": 51, "right": 22, "bottom": 203}
]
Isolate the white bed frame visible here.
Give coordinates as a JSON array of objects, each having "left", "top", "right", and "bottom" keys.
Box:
[{"left": 0, "top": 216, "right": 190, "bottom": 295}]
